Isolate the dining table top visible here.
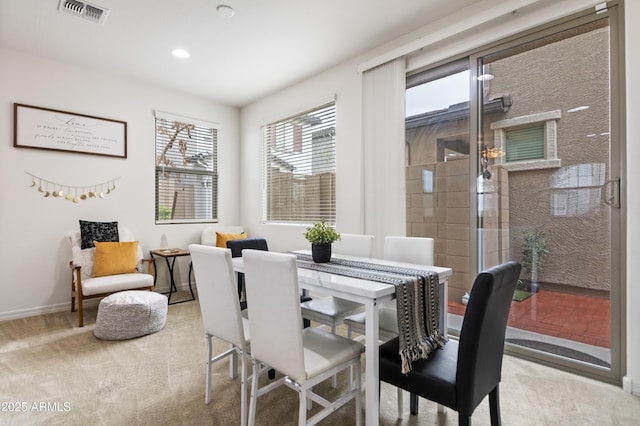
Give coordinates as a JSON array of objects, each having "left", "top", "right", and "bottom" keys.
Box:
[{"left": 232, "top": 250, "right": 452, "bottom": 299}]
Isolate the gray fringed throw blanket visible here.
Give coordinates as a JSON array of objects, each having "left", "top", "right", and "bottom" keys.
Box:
[{"left": 294, "top": 253, "right": 447, "bottom": 373}]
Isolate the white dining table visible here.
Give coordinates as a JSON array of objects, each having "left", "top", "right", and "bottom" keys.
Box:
[{"left": 232, "top": 251, "right": 452, "bottom": 426}]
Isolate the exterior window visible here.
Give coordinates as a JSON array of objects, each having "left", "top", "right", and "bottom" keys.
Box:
[
  {"left": 506, "top": 125, "right": 544, "bottom": 162},
  {"left": 491, "top": 110, "right": 562, "bottom": 171},
  {"left": 155, "top": 112, "right": 218, "bottom": 224},
  {"left": 263, "top": 102, "right": 336, "bottom": 224}
]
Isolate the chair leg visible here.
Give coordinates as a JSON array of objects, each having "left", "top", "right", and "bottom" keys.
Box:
[
  {"left": 410, "top": 392, "right": 418, "bottom": 415},
  {"left": 230, "top": 343, "right": 238, "bottom": 379},
  {"left": 459, "top": 414, "right": 471, "bottom": 426},
  {"left": 489, "top": 385, "right": 501, "bottom": 426},
  {"left": 298, "top": 385, "right": 308, "bottom": 425},
  {"left": 240, "top": 350, "right": 248, "bottom": 426},
  {"left": 78, "top": 298, "right": 84, "bottom": 327},
  {"left": 330, "top": 324, "right": 337, "bottom": 388},
  {"left": 248, "top": 359, "right": 259, "bottom": 426},
  {"left": 397, "top": 388, "right": 403, "bottom": 418},
  {"left": 206, "top": 335, "right": 213, "bottom": 404},
  {"left": 355, "top": 357, "right": 362, "bottom": 426}
]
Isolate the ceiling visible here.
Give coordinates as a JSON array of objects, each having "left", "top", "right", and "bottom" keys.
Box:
[{"left": 0, "top": 0, "right": 482, "bottom": 108}]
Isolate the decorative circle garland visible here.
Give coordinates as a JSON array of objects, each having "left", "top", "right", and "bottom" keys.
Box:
[{"left": 25, "top": 172, "right": 120, "bottom": 204}]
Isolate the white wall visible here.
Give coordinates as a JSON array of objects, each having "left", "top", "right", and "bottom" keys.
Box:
[
  {"left": 0, "top": 47, "right": 241, "bottom": 319},
  {"left": 240, "top": 60, "right": 364, "bottom": 252},
  {"left": 240, "top": 0, "right": 640, "bottom": 391}
]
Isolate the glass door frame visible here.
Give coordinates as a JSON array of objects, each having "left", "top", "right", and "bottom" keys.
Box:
[{"left": 467, "top": 2, "right": 625, "bottom": 385}]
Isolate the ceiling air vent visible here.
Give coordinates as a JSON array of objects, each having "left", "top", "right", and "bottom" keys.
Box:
[{"left": 58, "top": 0, "right": 110, "bottom": 24}]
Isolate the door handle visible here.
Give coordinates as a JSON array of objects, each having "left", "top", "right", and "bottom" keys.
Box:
[{"left": 601, "top": 178, "right": 620, "bottom": 208}]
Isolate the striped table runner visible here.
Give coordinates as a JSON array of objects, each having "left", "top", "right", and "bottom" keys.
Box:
[{"left": 294, "top": 253, "right": 447, "bottom": 373}]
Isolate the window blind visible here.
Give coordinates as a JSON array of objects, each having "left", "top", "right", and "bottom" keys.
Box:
[
  {"left": 506, "top": 125, "right": 544, "bottom": 162},
  {"left": 263, "top": 102, "right": 336, "bottom": 224},
  {"left": 155, "top": 114, "right": 218, "bottom": 223}
]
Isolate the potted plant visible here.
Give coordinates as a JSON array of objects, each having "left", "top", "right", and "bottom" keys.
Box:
[
  {"left": 303, "top": 219, "right": 341, "bottom": 263},
  {"left": 521, "top": 230, "right": 548, "bottom": 293}
]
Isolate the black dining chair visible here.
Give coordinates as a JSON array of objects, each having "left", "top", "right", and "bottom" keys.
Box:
[
  {"left": 227, "top": 238, "right": 269, "bottom": 307},
  {"left": 379, "top": 261, "right": 521, "bottom": 426},
  {"left": 226, "top": 237, "right": 312, "bottom": 318}
]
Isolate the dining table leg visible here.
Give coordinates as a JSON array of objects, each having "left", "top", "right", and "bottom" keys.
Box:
[{"left": 364, "top": 298, "right": 380, "bottom": 426}]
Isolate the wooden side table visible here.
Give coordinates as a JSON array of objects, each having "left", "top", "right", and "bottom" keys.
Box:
[{"left": 149, "top": 248, "right": 195, "bottom": 305}]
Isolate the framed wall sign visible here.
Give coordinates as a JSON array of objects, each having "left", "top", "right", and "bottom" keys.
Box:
[{"left": 13, "top": 103, "right": 127, "bottom": 158}]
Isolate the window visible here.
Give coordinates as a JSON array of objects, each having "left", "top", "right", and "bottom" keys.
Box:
[
  {"left": 506, "top": 125, "right": 544, "bottom": 162},
  {"left": 263, "top": 102, "right": 336, "bottom": 224},
  {"left": 490, "top": 110, "right": 562, "bottom": 171},
  {"left": 155, "top": 112, "right": 218, "bottom": 224}
]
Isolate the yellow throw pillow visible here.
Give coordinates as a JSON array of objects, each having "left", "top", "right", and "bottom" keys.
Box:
[
  {"left": 93, "top": 241, "right": 139, "bottom": 277},
  {"left": 216, "top": 232, "right": 246, "bottom": 248}
]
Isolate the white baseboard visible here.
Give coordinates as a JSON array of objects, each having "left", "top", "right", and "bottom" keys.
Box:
[
  {"left": 0, "top": 301, "right": 74, "bottom": 322},
  {"left": 622, "top": 376, "right": 639, "bottom": 395},
  {"left": 0, "top": 282, "right": 195, "bottom": 322}
]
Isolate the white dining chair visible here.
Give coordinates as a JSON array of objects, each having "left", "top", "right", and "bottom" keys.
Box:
[
  {"left": 343, "top": 235, "right": 434, "bottom": 414},
  {"left": 242, "top": 249, "right": 364, "bottom": 426},
  {"left": 344, "top": 236, "right": 435, "bottom": 340},
  {"left": 189, "top": 244, "right": 251, "bottom": 426},
  {"left": 299, "top": 233, "right": 372, "bottom": 386},
  {"left": 332, "top": 233, "right": 375, "bottom": 258}
]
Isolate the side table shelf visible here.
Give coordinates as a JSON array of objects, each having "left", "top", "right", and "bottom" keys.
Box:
[{"left": 149, "top": 248, "right": 196, "bottom": 305}]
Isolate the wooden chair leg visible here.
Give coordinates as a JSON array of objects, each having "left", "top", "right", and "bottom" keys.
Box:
[
  {"left": 78, "top": 298, "right": 84, "bottom": 327},
  {"left": 489, "top": 385, "right": 501, "bottom": 426}
]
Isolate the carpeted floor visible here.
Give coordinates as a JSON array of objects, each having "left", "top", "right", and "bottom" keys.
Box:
[{"left": 1, "top": 297, "right": 640, "bottom": 425}]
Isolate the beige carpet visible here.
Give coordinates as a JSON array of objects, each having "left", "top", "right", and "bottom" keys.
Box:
[{"left": 2, "top": 296, "right": 640, "bottom": 425}]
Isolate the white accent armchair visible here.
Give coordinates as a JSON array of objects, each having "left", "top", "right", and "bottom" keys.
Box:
[{"left": 68, "top": 229, "right": 155, "bottom": 327}]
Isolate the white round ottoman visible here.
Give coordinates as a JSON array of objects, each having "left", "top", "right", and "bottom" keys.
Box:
[{"left": 94, "top": 291, "right": 168, "bottom": 340}]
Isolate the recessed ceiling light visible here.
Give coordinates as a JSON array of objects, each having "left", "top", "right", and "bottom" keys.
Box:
[
  {"left": 567, "top": 106, "right": 589, "bottom": 113},
  {"left": 171, "top": 48, "right": 190, "bottom": 59},
  {"left": 216, "top": 4, "right": 235, "bottom": 19}
]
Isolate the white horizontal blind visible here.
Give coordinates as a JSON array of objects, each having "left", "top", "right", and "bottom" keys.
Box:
[
  {"left": 506, "top": 125, "right": 544, "bottom": 162},
  {"left": 155, "top": 115, "right": 218, "bottom": 223},
  {"left": 263, "top": 102, "right": 336, "bottom": 224}
]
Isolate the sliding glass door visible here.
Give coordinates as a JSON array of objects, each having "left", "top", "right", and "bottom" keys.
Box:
[{"left": 405, "top": 4, "right": 623, "bottom": 383}]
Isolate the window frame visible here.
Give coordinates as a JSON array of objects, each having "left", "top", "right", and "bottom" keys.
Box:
[
  {"left": 154, "top": 112, "right": 219, "bottom": 224},
  {"left": 490, "top": 110, "right": 562, "bottom": 171},
  {"left": 262, "top": 101, "right": 337, "bottom": 225}
]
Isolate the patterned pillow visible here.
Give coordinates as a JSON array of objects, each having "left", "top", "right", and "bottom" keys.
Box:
[{"left": 79, "top": 220, "right": 119, "bottom": 249}]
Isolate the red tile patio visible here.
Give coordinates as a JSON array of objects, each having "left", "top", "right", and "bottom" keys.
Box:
[{"left": 448, "top": 289, "right": 610, "bottom": 348}]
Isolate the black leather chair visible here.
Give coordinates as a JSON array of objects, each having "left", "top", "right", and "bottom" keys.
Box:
[
  {"left": 227, "top": 238, "right": 269, "bottom": 306},
  {"left": 226, "top": 237, "right": 312, "bottom": 313},
  {"left": 379, "top": 261, "right": 521, "bottom": 426}
]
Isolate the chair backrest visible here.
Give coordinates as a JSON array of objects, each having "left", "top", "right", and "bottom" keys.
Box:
[
  {"left": 188, "top": 244, "right": 246, "bottom": 348},
  {"left": 227, "top": 238, "right": 269, "bottom": 300},
  {"left": 227, "top": 238, "right": 269, "bottom": 257},
  {"left": 68, "top": 229, "right": 144, "bottom": 280},
  {"left": 383, "top": 236, "right": 434, "bottom": 266},
  {"left": 333, "top": 233, "right": 374, "bottom": 258},
  {"left": 242, "top": 250, "right": 305, "bottom": 380},
  {"left": 456, "top": 261, "right": 521, "bottom": 414}
]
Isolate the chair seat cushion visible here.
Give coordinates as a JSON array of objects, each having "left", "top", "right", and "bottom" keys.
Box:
[
  {"left": 94, "top": 291, "right": 168, "bottom": 340},
  {"left": 344, "top": 306, "right": 399, "bottom": 334},
  {"left": 380, "top": 336, "right": 459, "bottom": 410},
  {"left": 300, "top": 296, "right": 364, "bottom": 325},
  {"left": 299, "top": 327, "right": 364, "bottom": 383},
  {"left": 81, "top": 273, "right": 154, "bottom": 296}
]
